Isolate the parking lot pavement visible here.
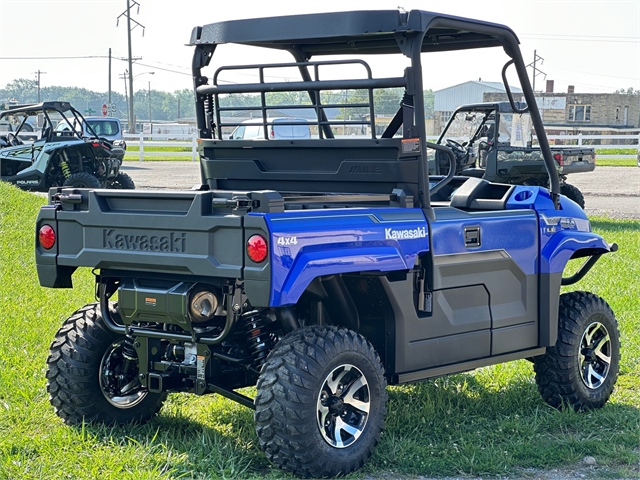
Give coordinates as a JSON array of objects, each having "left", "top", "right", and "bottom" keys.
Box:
[
  {"left": 566, "top": 167, "right": 639, "bottom": 220},
  {"left": 121, "top": 162, "right": 640, "bottom": 220},
  {"left": 121, "top": 161, "right": 201, "bottom": 190}
]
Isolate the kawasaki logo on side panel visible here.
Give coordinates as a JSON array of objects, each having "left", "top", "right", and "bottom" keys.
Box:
[
  {"left": 103, "top": 229, "right": 187, "bottom": 253},
  {"left": 385, "top": 227, "right": 427, "bottom": 240}
]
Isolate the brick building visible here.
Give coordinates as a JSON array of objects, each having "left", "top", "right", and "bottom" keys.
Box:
[{"left": 483, "top": 82, "right": 640, "bottom": 132}]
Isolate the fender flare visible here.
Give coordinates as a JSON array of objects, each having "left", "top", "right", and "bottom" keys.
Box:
[
  {"left": 272, "top": 246, "right": 418, "bottom": 306},
  {"left": 540, "top": 230, "right": 613, "bottom": 275}
]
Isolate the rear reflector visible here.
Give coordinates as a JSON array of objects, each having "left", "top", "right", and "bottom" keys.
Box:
[
  {"left": 39, "top": 225, "right": 56, "bottom": 249},
  {"left": 247, "top": 234, "right": 268, "bottom": 263}
]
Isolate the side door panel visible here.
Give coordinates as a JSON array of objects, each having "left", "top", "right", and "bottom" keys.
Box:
[{"left": 393, "top": 207, "right": 539, "bottom": 374}]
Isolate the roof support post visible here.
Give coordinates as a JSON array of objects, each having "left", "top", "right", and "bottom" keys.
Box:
[
  {"left": 192, "top": 43, "right": 216, "bottom": 139},
  {"left": 403, "top": 31, "right": 430, "bottom": 210},
  {"left": 290, "top": 50, "right": 335, "bottom": 139}
]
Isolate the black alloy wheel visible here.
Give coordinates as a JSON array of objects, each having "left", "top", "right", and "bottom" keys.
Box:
[{"left": 255, "top": 326, "right": 387, "bottom": 477}]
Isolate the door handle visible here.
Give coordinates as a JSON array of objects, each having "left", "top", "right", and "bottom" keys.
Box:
[{"left": 464, "top": 226, "right": 481, "bottom": 248}]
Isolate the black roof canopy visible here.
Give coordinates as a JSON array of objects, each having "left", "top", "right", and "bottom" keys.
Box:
[
  {"left": 189, "top": 10, "right": 520, "bottom": 57},
  {"left": 0, "top": 101, "right": 75, "bottom": 118}
]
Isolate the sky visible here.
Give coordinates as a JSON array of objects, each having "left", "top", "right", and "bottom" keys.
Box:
[{"left": 0, "top": 0, "right": 638, "bottom": 98}]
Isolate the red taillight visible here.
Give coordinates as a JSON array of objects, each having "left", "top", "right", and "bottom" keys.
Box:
[
  {"left": 553, "top": 153, "right": 563, "bottom": 166},
  {"left": 269, "top": 127, "right": 274, "bottom": 139},
  {"left": 39, "top": 225, "right": 56, "bottom": 250},
  {"left": 247, "top": 234, "right": 268, "bottom": 263}
]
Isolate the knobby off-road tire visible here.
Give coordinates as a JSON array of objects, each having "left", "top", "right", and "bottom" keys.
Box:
[
  {"left": 560, "top": 183, "right": 586, "bottom": 209},
  {"left": 46, "top": 303, "right": 166, "bottom": 425},
  {"left": 255, "top": 326, "right": 387, "bottom": 477},
  {"left": 534, "top": 291, "right": 620, "bottom": 410},
  {"left": 108, "top": 172, "right": 135, "bottom": 189},
  {"left": 62, "top": 172, "right": 101, "bottom": 189}
]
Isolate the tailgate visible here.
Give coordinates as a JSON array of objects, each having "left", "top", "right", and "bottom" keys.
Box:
[
  {"left": 555, "top": 148, "right": 596, "bottom": 174},
  {"left": 36, "top": 188, "right": 244, "bottom": 287}
]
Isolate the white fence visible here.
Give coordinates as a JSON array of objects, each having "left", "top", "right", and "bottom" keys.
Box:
[
  {"left": 124, "top": 133, "right": 198, "bottom": 161},
  {"left": 124, "top": 132, "right": 640, "bottom": 162},
  {"left": 543, "top": 134, "right": 640, "bottom": 160}
]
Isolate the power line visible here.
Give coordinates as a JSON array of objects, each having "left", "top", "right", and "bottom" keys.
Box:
[
  {"left": 519, "top": 33, "right": 640, "bottom": 43},
  {"left": 1, "top": 55, "right": 111, "bottom": 60},
  {"left": 521, "top": 33, "right": 640, "bottom": 41},
  {"left": 545, "top": 64, "right": 640, "bottom": 82},
  {"left": 134, "top": 62, "right": 191, "bottom": 76}
]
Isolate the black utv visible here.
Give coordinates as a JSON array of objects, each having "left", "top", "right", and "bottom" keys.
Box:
[{"left": 0, "top": 102, "right": 133, "bottom": 190}]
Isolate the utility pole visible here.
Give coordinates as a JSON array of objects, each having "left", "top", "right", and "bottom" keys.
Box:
[
  {"left": 527, "top": 50, "right": 546, "bottom": 93},
  {"left": 118, "top": 0, "right": 145, "bottom": 133},
  {"left": 177, "top": 98, "right": 181, "bottom": 120},
  {"left": 108, "top": 48, "right": 112, "bottom": 105},
  {"left": 148, "top": 80, "right": 152, "bottom": 134},
  {"left": 121, "top": 71, "right": 129, "bottom": 119},
  {"left": 33, "top": 70, "right": 46, "bottom": 102}
]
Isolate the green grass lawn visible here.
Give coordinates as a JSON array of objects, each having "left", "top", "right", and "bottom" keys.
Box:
[
  {"left": 593, "top": 148, "right": 637, "bottom": 167},
  {"left": 0, "top": 182, "right": 638, "bottom": 479},
  {"left": 596, "top": 158, "right": 637, "bottom": 167},
  {"left": 124, "top": 145, "right": 194, "bottom": 162}
]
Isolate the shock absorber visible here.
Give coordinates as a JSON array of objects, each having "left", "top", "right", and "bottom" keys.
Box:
[
  {"left": 240, "top": 310, "right": 276, "bottom": 371},
  {"left": 60, "top": 160, "right": 71, "bottom": 179},
  {"left": 120, "top": 336, "right": 138, "bottom": 374},
  {"left": 204, "top": 94, "right": 216, "bottom": 136},
  {"left": 59, "top": 149, "right": 73, "bottom": 179}
]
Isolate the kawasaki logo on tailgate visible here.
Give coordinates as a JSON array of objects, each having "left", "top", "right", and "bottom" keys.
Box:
[{"left": 103, "top": 229, "right": 187, "bottom": 253}]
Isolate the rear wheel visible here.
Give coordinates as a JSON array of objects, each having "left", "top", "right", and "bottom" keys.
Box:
[
  {"left": 560, "top": 183, "right": 585, "bottom": 209},
  {"left": 62, "top": 172, "right": 101, "bottom": 188},
  {"left": 108, "top": 172, "right": 135, "bottom": 189},
  {"left": 255, "top": 326, "right": 387, "bottom": 477},
  {"left": 534, "top": 291, "right": 620, "bottom": 410},
  {"left": 46, "top": 303, "right": 166, "bottom": 425}
]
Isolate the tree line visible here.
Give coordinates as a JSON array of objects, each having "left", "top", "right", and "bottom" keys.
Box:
[
  {"left": 0, "top": 78, "right": 194, "bottom": 121},
  {"left": 0, "top": 78, "right": 436, "bottom": 120}
]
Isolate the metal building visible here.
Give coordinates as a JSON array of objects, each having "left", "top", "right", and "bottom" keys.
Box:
[{"left": 434, "top": 80, "right": 522, "bottom": 132}]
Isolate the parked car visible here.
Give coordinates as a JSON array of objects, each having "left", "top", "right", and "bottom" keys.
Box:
[
  {"left": 55, "top": 116, "right": 126, "bottom": 160},
  {"left": 85, "top": 117, "right": 126, "bottom": 147},
  {"left": 229, "top": 117, "right": 311, "bottom": 140}
]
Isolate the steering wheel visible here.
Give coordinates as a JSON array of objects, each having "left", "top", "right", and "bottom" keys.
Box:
[
  {"left": 7, "top": 132, "right": 23, "bottom": 146},
  {"left": 445, "top": 138, "right": 465, "bottom": 152}
]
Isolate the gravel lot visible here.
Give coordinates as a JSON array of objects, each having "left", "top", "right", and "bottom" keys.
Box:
[{"left": 121, "top": 162, "right": 640, "bottom": 220}]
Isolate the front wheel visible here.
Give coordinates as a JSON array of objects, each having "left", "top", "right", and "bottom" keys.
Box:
[
  {"left": 255, "top": 326, "right": 387, "bottom": 477},
  {"left": 534, "top": 291, "right": 620, "bottom": 410},
  {"left": 108, "top": 172, "right": 135, "bottom": 189},
  {"left": 46, "top": 303, "right": 166, "bottom": 425}
]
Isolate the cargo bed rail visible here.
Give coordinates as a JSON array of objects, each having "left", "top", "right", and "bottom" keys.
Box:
[{"left": 195, "top": 59, "right": 406, "bottom": 141}]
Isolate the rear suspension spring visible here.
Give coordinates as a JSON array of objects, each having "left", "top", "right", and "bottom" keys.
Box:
[
  {"left": 241, "top": 311, "right": 276, "bottom": 371},
  {"left": 60, "top": 160, "right": 71, "bottom": 179}
]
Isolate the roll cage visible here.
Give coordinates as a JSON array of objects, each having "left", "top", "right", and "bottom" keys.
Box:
[
  {"left": 189, "top": 9, "right": 560, "bottom": 209},
  {"left": 0, "top": 102, "right": 101, "bottom": 142}
]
